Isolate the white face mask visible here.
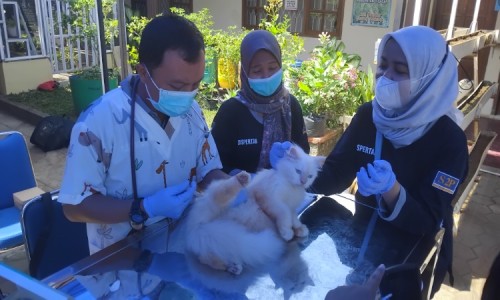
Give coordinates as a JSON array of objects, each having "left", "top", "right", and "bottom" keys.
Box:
[
  {"left": 375, "top": 76, "right": 408, "bottom": 111},
  {"left": 375, "top": 66, "right": 442, "bottom": 112}
]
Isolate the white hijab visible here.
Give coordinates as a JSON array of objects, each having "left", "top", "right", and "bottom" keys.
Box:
[{"left": 372, "top": 26, "right": 462, "bottom": 148}]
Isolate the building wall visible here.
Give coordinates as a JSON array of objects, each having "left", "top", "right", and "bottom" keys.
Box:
[
  {"left": 0, "top": 58, "right": 53, "bottom": 94},
  {"left": 194, "top": 0, "right": 500, "bottom": 112},
  {"left": 193, "top": 0, "right": 398, "bottom": 72},
  {"left": 193, "top": 0, "right": 242, "bottom": 31}
]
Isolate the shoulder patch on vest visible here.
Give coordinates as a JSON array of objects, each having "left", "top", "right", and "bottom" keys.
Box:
[{"left": 432, "top": 171, "right": 460, "bottom": 194}]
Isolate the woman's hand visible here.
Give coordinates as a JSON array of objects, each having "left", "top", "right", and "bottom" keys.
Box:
[
  {"left": 325, "top": 264, "right": 385, "bottom": 300},
  {"left": 270, "top": 141, "right": 292, "bottom": 168},
  {"left": 356, "top": 160, "right": 396, "bottom": 196}
]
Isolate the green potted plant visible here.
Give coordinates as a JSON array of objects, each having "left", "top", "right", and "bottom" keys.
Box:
[
  {"left": 6, "top": 18, "right": 18, "bottom": 38},
  {"left": 69, "top": 66, "right": 119, "bottom": 112},
  {"left": 170, "top": 7, "right": 220, "bottom": 85},
  {"left": 63, "top": 0, "right": 119, "bottom": 112},
  {"left": 126, "top": 15, "right": 149, "bottom": 71},
  {"left": 287, "top": 33, "right": 374, "bottom": 137},
  {"left": 214, "top": 26, "right": 247, "bottom": 90}
]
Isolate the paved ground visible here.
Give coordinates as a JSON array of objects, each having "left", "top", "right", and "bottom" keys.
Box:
[{"left": 1, "top": 102, "right": 499, "bottom": 299}]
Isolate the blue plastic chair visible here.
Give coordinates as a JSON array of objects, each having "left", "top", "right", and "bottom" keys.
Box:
[
  {"left": 0, "top": 131, "right": 36, "bottom": 249},
  {"left": 21, "top": 190, "right": 89, "bottom": 279}
]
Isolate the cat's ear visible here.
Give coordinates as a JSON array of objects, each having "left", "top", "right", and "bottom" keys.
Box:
[
  {"left": 314, "top": 156, "right": 326, "bottom": 169},
  {"left": 286, "top": 145, "right": 300, "bottom": 160}
]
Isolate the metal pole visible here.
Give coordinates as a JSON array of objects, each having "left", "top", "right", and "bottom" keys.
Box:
[
  {"left": 413, "top": 0, "right": 422, "bottom": 25},
  {"left": 392, "top": 0, "right": 405, "bottom": 31},
  {"left": 95, "top": 0, "right": 109, "bottom": 93},
  {"left": 469, "top": 0, "right": 482, "bottom": 33},
  {"left": 117, "top": 0, "right": 130, "bottom": 79},
  {"left": 446, "top": 0, "right": 459, "bottom": 40},
  {"left": 426, "top": 0, "right": 436, "bottom": 26}
]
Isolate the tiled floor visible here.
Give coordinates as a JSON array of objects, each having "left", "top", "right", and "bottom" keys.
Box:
[{"left": 1, "top": 102, "right": 499, "bottom": 299}]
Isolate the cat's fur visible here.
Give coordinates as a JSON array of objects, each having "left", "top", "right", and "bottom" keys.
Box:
[
  {"left": 247, "top": 145, "right": 325, "bottom": 242},
  {"left": 184, "top": 144, "right": 325, "bottom": 275}
]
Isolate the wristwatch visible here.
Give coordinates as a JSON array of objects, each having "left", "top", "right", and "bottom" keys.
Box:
[{"left": 129, "top": 198, "right": 148, "bottom": 230}]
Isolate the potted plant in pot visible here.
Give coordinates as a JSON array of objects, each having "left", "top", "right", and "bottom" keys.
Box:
[
  {"left": 69, "top": 66, "right": 119, "bottom": 113},
  {"left": 64, "top": 0, "right": 119, "bottom": 113},
  {"left": 287, "top": 33, "right": 374, "bottom": 137},
  {"left": 170, "top": 7, "right": 220, "bottom": 85},
  {"left": 6, "top": 18, "right": 18, "bottom": 38},
  {"left": 214, "top": 26, "right": 247, "bottom": 90}
]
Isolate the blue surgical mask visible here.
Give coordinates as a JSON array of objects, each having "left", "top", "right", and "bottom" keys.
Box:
[
  {"left": 145, "top": 69, "right": 197, "bottom": 117},
  {"left": 248, "top": 68, "right": 283, "bottom": 96}
]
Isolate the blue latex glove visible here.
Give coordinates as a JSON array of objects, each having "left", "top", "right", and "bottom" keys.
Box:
[
  {"left": 325, "top": 264, "right": 385, "bottom": 300},
  {"left": 356, "top": 160, "right": 396, "bottom": 197},
  {"left": 270, "top": 141, "right": 292, "bottom": 169},
  {"left": 143, "top": 180, "right": 196, "bottom": 218}
]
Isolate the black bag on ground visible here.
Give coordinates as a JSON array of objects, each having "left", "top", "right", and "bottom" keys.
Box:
[{"left": 30, "top": 116, "right": 74, "bottom": 152}]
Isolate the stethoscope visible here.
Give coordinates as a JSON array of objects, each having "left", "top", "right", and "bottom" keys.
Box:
[
  {"left": 129, "top": 77, "right": 210, "bottom": 202},
  {"left": 186, "top": 105, "right": 211, "bottom": 139}
]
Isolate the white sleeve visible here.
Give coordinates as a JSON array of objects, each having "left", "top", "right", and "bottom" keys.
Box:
[{"left": 58, "top": 115, "right": 110, "bottom": 205}]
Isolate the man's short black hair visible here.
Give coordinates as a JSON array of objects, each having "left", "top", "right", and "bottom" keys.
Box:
[{"left": 139, "top": 13, "right": 205, "bottom": 71}]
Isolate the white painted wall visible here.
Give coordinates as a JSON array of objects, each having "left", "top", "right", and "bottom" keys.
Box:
[
  {"left": 337, "top": 1, "right": 399, "bottom": 72},
  {"left": 194, "top": 0, "right": 499, "bottom": 111},
  {"left": 193, "top": 1, "right": 242, "bottom": 30},
  {"left": 194, "top": 0, "right": 397, "bottom": 72}
]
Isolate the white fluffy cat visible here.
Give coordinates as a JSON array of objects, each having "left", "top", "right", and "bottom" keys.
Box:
[{"left": 184, "top": 144, "right": 325, "bottom": 275}]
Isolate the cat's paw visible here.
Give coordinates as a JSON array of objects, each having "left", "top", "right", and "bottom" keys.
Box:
[
  {"left": 235, "top": 171, "right": 251, "bottom": 187},
  {"left": 294, "top": 225, "right": 309, "bottom": 238},
  {"left": 279, "top": 227, "right": 295, "bottom": 241},
  {"left": 226, "top": 262, "right": 243, "bottom": 275}
]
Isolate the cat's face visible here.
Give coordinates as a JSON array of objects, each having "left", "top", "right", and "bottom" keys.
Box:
[{"left": 277, "top": 145, "right": 325, "bottom": 188}]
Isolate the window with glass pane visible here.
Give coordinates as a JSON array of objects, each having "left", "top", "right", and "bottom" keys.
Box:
[
  {"left": 242, "top": 0, "right": 343, "bottom": 38},
  {"left": 243, "top": 0, "right": 267, "bottom": 29},
  {"left": 305, "top": 0, "right": 342, "bottom": 36}
]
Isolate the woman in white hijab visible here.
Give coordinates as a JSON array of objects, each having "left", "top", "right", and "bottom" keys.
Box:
[{"left": 274, "top": 26, "right": 469, "bottom": 298}]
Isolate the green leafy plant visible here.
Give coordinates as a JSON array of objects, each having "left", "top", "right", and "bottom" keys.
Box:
[
  {"left": 213, "top": 26, "right": 247, "bottom": 67},
  {"left": 126, "top": 15, "right": 150, "bottom": 70},
  {"left": 287, "top": 33, "right": 374, "bottom": 127},
  {"left": 170, "top": 7, "right": 217, "bottom": 50},
  {"left": 259, "top": 0, "right": 304, "bottom": 70},
  {"left": 196, "top": 82, "right": 219, "bottom": 109},
  {"left": 7, "top": 86, "right": 78, "bottom": 120},
  {"left": 6, "top": 18, "right": 16, "bottom": 27},
  {"left": 61, "top": 0, "right": 118, "bottom": 49},
  {"left": 170, "top": 7, "right": 220, "bottom": 83},
  {"left": 127, "top": 8, "right": 222, "bottom": 74},
  {"left": 73, "top": 65, "right": 119, "bottom": 80}
]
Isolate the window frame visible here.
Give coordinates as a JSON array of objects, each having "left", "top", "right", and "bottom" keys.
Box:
[{"left": 241, "top": 0, "right": 344, "bottom": 38}]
